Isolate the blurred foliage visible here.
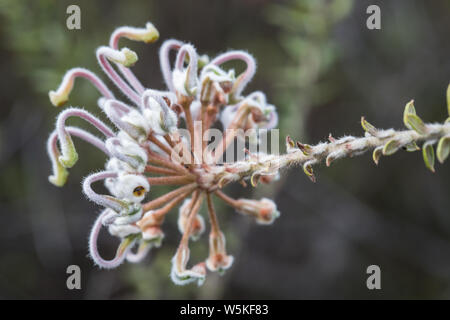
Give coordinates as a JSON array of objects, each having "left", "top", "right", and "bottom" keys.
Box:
[{"left": 266, "top": 0, "right": 353, "bottom": 138}]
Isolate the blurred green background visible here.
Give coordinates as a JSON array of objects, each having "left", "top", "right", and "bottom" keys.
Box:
[{"left": 0, "top": 0, "right": 449, "bottom": 299}]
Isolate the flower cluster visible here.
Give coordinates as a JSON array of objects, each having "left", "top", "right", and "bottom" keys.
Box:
[
  {"left": 47, "top": 23, "right": 280, "bottom": 285},
  {"left": 46, "top": 22, "right": 450, "bottom": 287}
]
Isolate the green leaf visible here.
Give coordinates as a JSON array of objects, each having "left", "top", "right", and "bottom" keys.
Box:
[
  {"left": 361, "top": 116, "right": 378, "bottom": 136},
  {"left": 436, "top": 136, "right": 450, "bottom": 164},
  {"left": 303, "top": 162, "right": 316, "bottom": 183},
  {"left": 372, "top": 146, "right": 383, "bottom": 165},
  {"left": 404, "top": 141, "right": 420, "bottom": 152},
  {"left": 403, "top": 99, "right": 416, "bottom": 128},
  {"left": 422, "top": 141, "right": 435, "bottom": 173},
  {"left": 404, "top": 113, "right": 427, "bottom": 135},
  {"left": 382, "top": 140, "right": 400, "bottom": 156}
]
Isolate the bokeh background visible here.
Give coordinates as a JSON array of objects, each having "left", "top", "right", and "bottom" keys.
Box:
[{"left": 0, "top": 0, "right": 449, "bottom": 299}]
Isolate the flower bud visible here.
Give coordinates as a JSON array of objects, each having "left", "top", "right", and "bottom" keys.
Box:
[
  {"left": 108, "top": 223, "right": 141, "bottom": 238},
  {"left": 177, "top": 198, "right": 205, "bottom": 241},
  {"left": 120, "top": 109, "right": 151, "bottom": 141},
  {"left": 141, "top": 226, "right": 164, "bottom": 247},
  {"left": 205, "top": 231, "right": 234, "bottom": 274},
  {"left": 142, "top": 96, "right": 178, "bottom": 135},
  {"left": 112, "top": 22, "right": 159, "bottom": 45},
  {"left": 236, "top": 197, "right": 280, "bottom": 225},
  {"left": 108, "top": 174, "right": 150, "bottom": 203},
  {"left": 170, "top": 246, "right": 206, "bottom": 286},
  {"left": 106, "top": 135, "right": 148, "bottom": 172}
]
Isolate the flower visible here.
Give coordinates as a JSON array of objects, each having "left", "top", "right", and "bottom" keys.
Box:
[
  {"left": 235, "top": 198, "right": 280, "bottom": 225},
  {"left": 205, "top": 231, "right": 234, "bottom": 273},
  {"left": 46, "top": 22, "right": 281, "bottom": 286}
]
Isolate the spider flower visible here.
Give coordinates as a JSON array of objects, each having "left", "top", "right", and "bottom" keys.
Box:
[{"left": 46, "top": 22, "right": 281, "bottom": 285}]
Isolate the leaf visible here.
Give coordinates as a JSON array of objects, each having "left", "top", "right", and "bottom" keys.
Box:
[
  {"left": 372, "top": 146, "right": 383, "bottom": 165},
  {"left": 403, "top": 99, "right": 416, "bottom": 129},
  {"left": 361, "top": 117, "right": 378, "bottom": 136},
  {"left": 303, "top": 162, "right": 316, "bottom": 182},
  {"left": 286, "top": 135, "right": 295, "bottom": 148},
  {"left": 436, "top": 136, "right": 450, "bottom": 164},
  {"left": 296, "top": 142, "right": 313, "bottom": 155},
  {"left": 404, "top": 113, "right": 427, "bottom": 135},
  {"left": 250, "top": 173, "right": 259, "bottom": 187},
  {"left": 404, "top": 141, "right": 420, "bottom": 152},
  {"left": 382, "top": 140, "right": 400, "bottom": 156},
  {"left": 422, "top": 141, "right": 435, "bottom": 173}
]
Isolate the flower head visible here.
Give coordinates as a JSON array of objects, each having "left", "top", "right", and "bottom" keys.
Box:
[{"left": 46, "top": 22, "right": 281, "bottom": 286}]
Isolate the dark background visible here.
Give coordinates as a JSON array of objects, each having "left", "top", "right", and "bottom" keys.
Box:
[{"left": 0, "top": 0, "right": 449, "bottom": 299}]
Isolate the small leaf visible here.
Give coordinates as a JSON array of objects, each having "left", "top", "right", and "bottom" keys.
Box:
[
  {"left": 436, "top": 136, "right": 450, "bottom": 164},
  {"left": 446, "top": 117, "right": 450, "bottom": 124},
  {"left": 403, "top": 99, "right": 416, "bottom": 129},
  {"left": 382, "top": 140, "right": 400, "bottom": 156},
  {"left": 296, "top": 142, "right": 313, "bottom": 155},
  {"left": 405, "top": 113, "right": 427, "bottom": 135},
  {"left": 404, "top": 141, "right": 420, "bottom": 152},
  {"left": 303, "top": 162, "right": 316, "bottom": 183},
  {"left": 250, "top": 173, "right": 259, "bottom": 187},
  {"left": 422, "top": 141, "right": 435, "bottom": 173},
  {"left": 361, "top": 116, "right": 378, "bottom": 136},
  {"left": 372, "top": 146, "right": 383, "bottom": 165},
  {"left": 286, "top": 135, "right": 295, "bottom": 148}
]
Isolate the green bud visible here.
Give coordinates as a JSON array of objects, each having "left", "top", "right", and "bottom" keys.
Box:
[
  {"left": 382, "top": 140, "right": 400, "bottom": 156},
  {"left": 372, "top": 146, "right": 383, "bottom": 165},
  {"left": 59, "top": 134, "right": 79, "bottom": 168},
  {"left": 361, "top": 116, "right": 378, "bottom": 136},
  {"left": 436, "top": 135, "right": 449, "bottom": 164},
  {"left": 403, "top": 99, "right": 416, "bottom": 129},
  {"left": 422, "top": 141, "right": 435, "bottom": 173},
  {"left": 404, "top": 113, "right": 427, "bottom": 135},
  {"left": 404, "top": 141, "right": 420, "bottom": 152},
  {"left": 48, "top": 159, "right": 69, "bottom": 187},
  {"left": 303, "top": 162, "right": 316, "bottom": 183}
]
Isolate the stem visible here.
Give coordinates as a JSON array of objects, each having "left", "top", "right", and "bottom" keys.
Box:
[
  {"left": 182, "top": 99, "right": 196, "bottom": 156},
  {"left": 139, "top": 190, "right": 192, "bottom": 228},
  {"left": 215, "top": 190, "right": 240, "bottom": 209},
  {"left": 217, "top": 122, "right": 450, "bottom": 184},
  {"left": 159, "top": 39, "right": 183, "bottom": 92},
  {"left": 145, "top": 165, "right": 179, "bottom": 176},
  {"left": 146, "top": 149, "right": 191, "bottom": 175},
  {"left": 147, "top": 175, "right": 194, "bottom": 186},
  {"left": 213, "top": 105, "right": 250, "bottom": 163},
  {"left": 89, "top": 210, "right": 136, "bottom": 269},
  {"left": 96, "top": 46, "right": 141, "bottom": 104},
  {"left": 206, "top": 193, "right": 220, "bottom": 235},
  {"left": 180, "top": 191, "right": 204, "bottom": 246},
  {"left": 148, "top": 133, "right": 173, "bottom": 156},
  {"left": 142, "top": 183, "right": 197, "bottom": 212}
]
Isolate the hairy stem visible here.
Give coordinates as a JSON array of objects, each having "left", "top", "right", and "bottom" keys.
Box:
[{"left": 218, "top": 122, "right": 450, "bottom": 184}]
